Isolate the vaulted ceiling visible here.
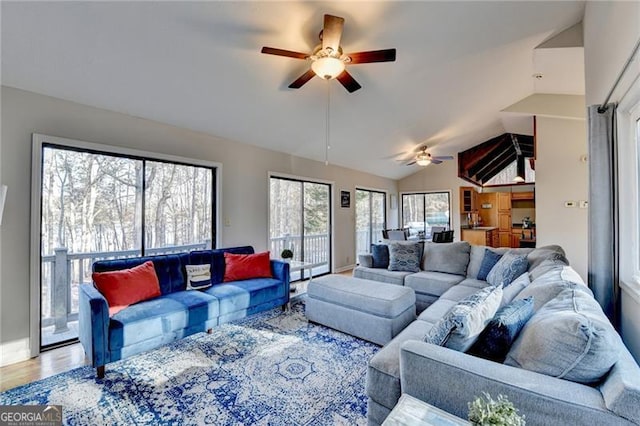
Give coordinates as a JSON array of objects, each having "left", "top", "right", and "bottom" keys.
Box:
[{"left": 1, "top": 1, "right": 585, "bottom": 179}]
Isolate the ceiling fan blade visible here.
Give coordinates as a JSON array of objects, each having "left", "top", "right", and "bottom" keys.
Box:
[
  {"left": 261, "top": 47, "right": 309, "bottom": 60},
  {"left": 336, "top": 70, "right": 362, "bottom": 93},
  {"left": 431, "top": 159, "right": 443, "bottom": 165},
  {"left": 347, "top": 49, "right": 396, "bottom": 64},
  {"left": 322, "top": 15, "right": 345, "bottom": 53},
  {"left": 431, "top": 155, "right": 454, "bottom": 161},
  {"left": 288, "top": 69, "right": 316, "bottom": 89},
  {"left": 406, "top": 160, "right": 417, "bottom": 166}
]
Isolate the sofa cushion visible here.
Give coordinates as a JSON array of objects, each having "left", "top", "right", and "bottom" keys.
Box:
[
  {"left": 516, "top": 266, "right": 591, "bottom": 312},
  {"left": 422, "top": 242, "right": 471, "bottom": 276},
  {"left": 223, "top": 251, "right": 272, "bottom": 282},
  {"left": 366, "top": 319, "right": 434, "bottom": 410},
  {"left": 388, "top": 242, "right": 423, "bottom": 272},
  {"left": 93, "top": 261, "right": 162, "bottom": 316},
  {"left": 185, "top": 264, "right": 212, "bottom": 290},
  {"left": 440, "top": 284, "right": 486, "bottom": 302},
  {"left": 469, "top": 297, "right": 534, "bottom": 362},
  {"left": 108, "top": 290, "right": 219, "bottom": 350},
  {"left": 371, "top": 244, "right": 390, "bottom": 268},
  {"left": 457, "top": 278, "right": 490, "bottom": 289},
  {"left": 487, "top": 253, "right": 528, "bottom": 287},
  {"left": 477, "top": 249, "right": 503, "bottom": 280},
  {"left": 204, "top": 277, "right": 285, "bottom": 316},
  {"left": 526, "top": 244, "right": 568, "bottom": 275},
  {"left": 405, "top": 272, "right": 465, "bottom": 299},
  {"left": 353, "top": 266, "right": 412, "bottom": 286},
  {"left": 505, "top": 288, "right": 622, "bottom": 384},
  {"left": 417, "top": 299, "right": 457, "bottom": 324},
  {"left": 424, "top": 285, "right": 503, "bottom": 351}
]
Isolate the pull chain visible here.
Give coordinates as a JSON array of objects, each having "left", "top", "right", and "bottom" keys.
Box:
[{"left": 325, "top": 81, "right": 331, "bottom": 166}]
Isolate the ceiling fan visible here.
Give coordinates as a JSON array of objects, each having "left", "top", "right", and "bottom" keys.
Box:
[
  {"left": 404, "top": 146, "right": 454, "bottom": 166},
  {"left": 261, "top": 14, "right": 396, "bottom": 93}
]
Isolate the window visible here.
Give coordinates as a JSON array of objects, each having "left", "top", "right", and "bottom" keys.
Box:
[
  {"left": 618, "top": 76, "right": 640, "bottom": 291},
  {"left": 401, "top": 192, "right": 451, "bottom": 239},
  {"left": 35, "top": 136, "right": 217, "bottom": 349},
  {"left": 355, "top": 189, "right": 386, "bottom": 254},
  {"left": 269, "top": 176, "right": 331, "bottom": 281}
]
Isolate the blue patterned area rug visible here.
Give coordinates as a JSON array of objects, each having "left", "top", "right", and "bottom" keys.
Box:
[{"left": 0, "top": 301, "right": 379, "bottom": 425}]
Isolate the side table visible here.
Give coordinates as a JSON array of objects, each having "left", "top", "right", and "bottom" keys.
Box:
[{"left": 383, "top": 394, "right": 470, "bottom": 426}]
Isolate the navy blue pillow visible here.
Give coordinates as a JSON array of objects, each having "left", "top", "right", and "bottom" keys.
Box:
[
  {"left": 477, "top": 249, "right": 503, "bottom": 280},
  {"left": 468, "top": 297, "right": 534, "bottom": 362},
  {"left": 371, "top": 244, "right": 390, "bottom": 268}
]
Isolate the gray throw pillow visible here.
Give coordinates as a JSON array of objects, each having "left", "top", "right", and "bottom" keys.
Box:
[
  {"left": 516, "top": 266, "right": 592, "bottom": 312},
  {"left": 486, "top": 253, "right": 528, "bottom": 287},
  {"left": 500, "top": 272, "right": 530, "bottom": 307},
  {"left": 388, "top": 242, "right": 422, "bottom": 272},
  {"left": 422, "top": 241, "right": 471, "bottom": 276},
  {"left": 424, "top": 285, "right": 503, "bottom": 352},
  {"left": 505, "top": 288, "right": 622, "bottom": 384}
]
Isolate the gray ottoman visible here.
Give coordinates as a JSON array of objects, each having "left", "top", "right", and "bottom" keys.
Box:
[{"left": 306, "top": 275, "right": 416, "bottom": 345}]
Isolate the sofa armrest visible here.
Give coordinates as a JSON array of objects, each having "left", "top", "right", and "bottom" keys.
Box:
[
  {"left": 79, "top": 284, "right": 110, "bottom": 368},
  {"left": 399, "top": 340, "right": 619, "bottom": 425},
  {"left": 358, "top": 253, "right": 374, "bottom": 268},
  {"left": 271, "top": 260, "right": 290, "bottom": 293}
]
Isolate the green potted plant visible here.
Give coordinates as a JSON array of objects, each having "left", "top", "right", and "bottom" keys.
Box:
[
  {"left": 468, "top": 393, "right": 525, "bottom": 426},
  {"left": 280, "top": 249, "right": 294, "bottom": 262}
]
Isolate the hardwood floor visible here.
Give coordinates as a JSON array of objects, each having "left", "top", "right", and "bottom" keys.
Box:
[
  {"left": 0, "top": 343, "right": 87, "bottom": 392},
  {"left": 0, "top": 270, "right": 353, "bottom": 392}
]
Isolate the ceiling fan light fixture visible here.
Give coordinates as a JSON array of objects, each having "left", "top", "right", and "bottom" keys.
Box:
[
  {"left": 311, "top": 56, "right": 345, "bottom": 80},
  {"left": 416, "top": 154, "right": 431, "bottom": 166}
]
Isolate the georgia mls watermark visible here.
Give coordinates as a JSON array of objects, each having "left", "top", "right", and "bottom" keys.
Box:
[{"left": 0, "top": 405, "right": 62, "bottom": 426}]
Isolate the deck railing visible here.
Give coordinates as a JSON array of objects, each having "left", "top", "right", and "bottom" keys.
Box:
[
  {"left": 41, "top": 242, "right": 210, "bottom": 335},
  {"left": 269, "top": 233, "right": 330, "bottom": 265}
]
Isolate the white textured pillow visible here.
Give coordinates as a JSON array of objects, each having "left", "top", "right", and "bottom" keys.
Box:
[{"left": 185, "top": 264, "right": 212, "bottom": 290}]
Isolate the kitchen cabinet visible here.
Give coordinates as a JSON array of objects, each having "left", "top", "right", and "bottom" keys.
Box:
[
  {"left": 498, "top": 212, "right": 511, "bottom": 231},
  {"left": 497, "top": 192, "right": 511, "bottom": 211},
  {"left": 460, "top": 187, "right": 476, "bottom": 213},
  {"left": 511, "top": 191, "right": 535, "bottom": 201},
  {"left": 461, "top": 227, "right": 498, "bottom": 247},
  {"left": 499, "top": 232, "right": 511, "bottom": 247}
]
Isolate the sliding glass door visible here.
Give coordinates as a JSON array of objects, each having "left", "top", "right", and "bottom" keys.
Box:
[
  {"left": 355, "top": 189, "right": 386, "bottom": 255},
  {"left": 39, "top": 143, "right": 215, "bottom": 349},
  {"left": 269, "top": 176, "right": 331, "bottom": 281},
  {"left": 402, "top": 192, "right": 451, "bottom": 239}
]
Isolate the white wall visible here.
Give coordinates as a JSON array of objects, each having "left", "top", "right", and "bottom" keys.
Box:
[
  {"left": 584, "top": 1, "right": 640, "bottom": 361},
  {"left": 535, "top": 117, "right": 588, "bottom": 280},
  {"left": 0, "top": 86, "right": 397, "bottom": 357}
]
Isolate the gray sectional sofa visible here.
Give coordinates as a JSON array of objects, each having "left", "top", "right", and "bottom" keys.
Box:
[{"left": 355, "top": 243, "right": 640, "bottom": 426}]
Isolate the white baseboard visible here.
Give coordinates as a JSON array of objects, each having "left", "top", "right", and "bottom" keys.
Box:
[
  {"left": 0, "top": 338, "right": 32, "bottom": 367},
  {"left": 334, "top": 264, "right": 356, "bottom": 274}
]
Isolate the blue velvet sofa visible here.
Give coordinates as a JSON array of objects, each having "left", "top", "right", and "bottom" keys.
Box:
[{"left": 79, "top": 246, "right": 290, "bottom": 378}]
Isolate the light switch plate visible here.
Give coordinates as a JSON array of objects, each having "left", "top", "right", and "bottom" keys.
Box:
[
  {"left": 579, "top": 200, "right": 588, "bottom": 209},
  {"left": 565, "top": 201, "right": 577, "bottom": 208}
]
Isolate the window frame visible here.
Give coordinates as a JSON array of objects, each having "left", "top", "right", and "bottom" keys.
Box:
[
  {"left": 355, "top": 187, "right": 388, "bottom": 254},
  {"left": 400, "top": 190, "right": 452, "bottom": 237},
  {"left": 30, "top": 133, "right": 222, "bottom": 356},
  {"left": 618, "top": 77, "right": 640, "bottom": 299},
  {"left": 267, "top": 172, "right": 334, "bottom": 279}
]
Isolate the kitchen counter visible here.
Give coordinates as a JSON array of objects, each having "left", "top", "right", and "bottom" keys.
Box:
[
  {"left": 461, "top": 227, "right": 498, "bottom": 247},
  {"left": 511, "top": 223, "right": 536, "bottom": 229}
]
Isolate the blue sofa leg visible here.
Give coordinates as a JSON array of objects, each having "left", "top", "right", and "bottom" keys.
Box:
[
  {"left": 97, "top": 366, "right": 105, "bottom": 379},
  {"left": 207, "top": 328, "right": 213, "bottom": 334}
]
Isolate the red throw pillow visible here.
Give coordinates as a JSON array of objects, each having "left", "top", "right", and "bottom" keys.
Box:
[
  {"left": 223, "top": 251, "right": 273, "bottom": 282},
  {"left": 92, "top": 261, "right": 161, "bottom": 316}
]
